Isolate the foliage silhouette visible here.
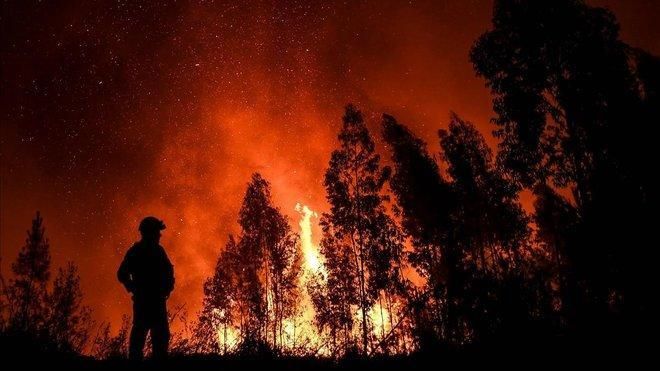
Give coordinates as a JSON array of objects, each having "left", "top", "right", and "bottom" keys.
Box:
[
  {"left": 1, "top": 211, "right": 92, "bottom": 359},
  {"left": 314, "top": 104, "right": 404, "bottom": 355},
  {"left": 196, "top": 173, "right": 300, "bottom": 356},
  {"left": 2, "top": 0, "right": 658, "bottom": 364},
  {"left": 471, "top": 0, "right": 657, "bottom": 342}
]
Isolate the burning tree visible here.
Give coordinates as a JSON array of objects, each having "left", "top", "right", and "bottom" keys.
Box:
[
  {"left": 195, "top": 236, "right": 240, "bottom": 353},
  {"left": 197, "top": 173, "right": 300, "bottom": 354},
  {"left": 315, "top": 104, "right": 404, "bottom": 355}
]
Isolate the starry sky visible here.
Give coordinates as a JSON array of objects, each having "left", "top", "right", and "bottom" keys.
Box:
[{"left": 2, "top": 0, "right": 659, "bottom": 331}]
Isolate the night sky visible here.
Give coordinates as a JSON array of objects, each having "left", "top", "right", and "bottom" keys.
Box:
[{"left": 2, "top": 0, "right": 659, "bottom": 331}]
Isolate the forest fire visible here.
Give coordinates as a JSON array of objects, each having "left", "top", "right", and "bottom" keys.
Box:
[
  {"left": 295, "top": 202, "right": 397, "bottom": 354},
  {"left": 204, "top": 202, "right": 397, "bottom": 354},
  {"left": 212, "top": 309, "right": 239, "bottom": 353},
  {"left": 1, "top": 0, "right": 658, "bottom": 365}
]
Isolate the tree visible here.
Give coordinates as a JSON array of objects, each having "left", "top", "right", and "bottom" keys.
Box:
[
  {"left": 471, "top": 0, "right": 641, "bottom": 190},
  {"left": 238, "top": 173, "right": 300, "bottom": 352},
  {"left": 266, "top": 219, "right": 301, "bottom": 351},
  {"left": 45, "top": 263, "right": 92, "bottom": 353},
  {"left": 470, "top": 0, "right": 655, "bottom": 338},
  {"left": 365, "top": 210, "right": 405, "bottom": 351},
  {"left": 1, "top": 212, "right": 91, "bottom": 357},
  {"left": 319, "top": 104, "right": 402, "bottom": 354},
  {"left": 195, "top": 236, "right": 239, "bottom": 354},
  {"left": 197, "top": 173, "right": 300, "bottom": 354},
  {"left": 311, "top": 222, "right": 358, "bottom": 354},
  {"left": 92, "top": 316, "right": 130, "bottom": 360},
  {"left": 533, "top": 183, "right": 580, "bottom": 329},
  {"left": 7, "top": 211, "right": 51, "bottom": 334},
  {"left": 384, "top": 112, "right": 533, "bottom": 345},
  {"left": 439, "top": 114, "right": 530, "bottom": 343},
  {"left": 381, "top": 114, "right": 456, "bottom": 345},
  {"left": 439, "top": 114, "right": 528, "bottom": 275}
]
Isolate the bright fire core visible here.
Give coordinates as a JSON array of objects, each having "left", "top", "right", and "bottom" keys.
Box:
[{"left": 212, "top": 203, "right": 393, "bottom": 353}]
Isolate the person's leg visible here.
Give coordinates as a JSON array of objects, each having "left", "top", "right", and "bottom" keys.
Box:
[
  {"left": 129, "top": 301, "right": 148, "bottom": 360},
  {"left": 150, "top": 299, "right": 170, "bottom": 360}
]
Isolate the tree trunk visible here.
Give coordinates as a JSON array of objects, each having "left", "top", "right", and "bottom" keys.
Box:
[
  {"left": 379, "top": 294, "right": 386, "bottom": 340},
  {"left": 223, "top": 322, "right": 228, "bottom": 354},
  {"left": 386, "top": 292, "right": 396, "bottom": 351}
]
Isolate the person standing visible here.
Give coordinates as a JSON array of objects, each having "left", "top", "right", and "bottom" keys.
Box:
[{"left": 117, "top": 216, "right": 174, "bottom": 360}]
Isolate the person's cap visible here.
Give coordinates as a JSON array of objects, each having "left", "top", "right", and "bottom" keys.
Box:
[{"left": 139, "top": 216, "right": 166, "bottom": 233}]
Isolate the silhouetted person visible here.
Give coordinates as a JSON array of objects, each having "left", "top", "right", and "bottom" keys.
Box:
[{"left": 118, "top": 216, "right": 174, "bottom": 360}]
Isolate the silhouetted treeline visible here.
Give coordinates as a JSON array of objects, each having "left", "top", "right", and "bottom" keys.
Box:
[
  {"left": 0, "top": 212, "right": 192, "bottom": 361},
  {"left": 0, "top": 212, "right": 92, "bottom": 358},
  {"left": 194, "top": 174, "right": 302, "bottom": 355},
  {"left": 470, "top": 0, "right": 656, "bottom": 345},
  {"left": 311, "top": 105, "right": 407, "bottom": 356},
  {"left": 198, "top": 0, "right": 657, "bottom": 357},
  {"left": 2, "top": 0, "right": 656, "bottom": 361}
]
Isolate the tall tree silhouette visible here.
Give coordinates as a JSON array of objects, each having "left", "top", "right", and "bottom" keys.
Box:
[
  {"left": 471, "top": 0, "right": 656, "bottom": 339},
  {"left": 365, "top": 209, "right": 405, "bottom": 351},
  {"left": 195, "top": 236, "right": 239, "bottom": 353},
  {"left": 2, "top": 212, "right": 91, "bottom": 357},
  {"left": 265, "top": 213, "right": 301, "bottom": 351},
  {"left": 384, "top": 113, "right": 533, "bottom": 345},
  {"left": 239, "top": 173, "right": 300, "bottom": 351},
  {"left": 381, "top": 114, "right": 456, "bottom": 345},
  {"left": 471, "top": 0, "right": 643, "bottom": 190},
  {"left": 439, "top": 114, "right": 530, "bottom": 343},
  {"left": 439, "top": 114, "right": 528, "bottom": 275},
  {"left": 319, "top": 104, "right": 400, "bottom": 354},
  {"left": 197, "top": 173, "right": 300, "bottom": 354},
  {"left": 236, "top": 173, "right": 273, "bottom": 350},
  {"left": 7, "top": 211, "right": 51, "bottom": 334},
  {"left": 533, "top": 183, "right": 580, "bottom": 330},
  {"left": 307, "top": 238, "right": 357, "bottom": 354}
]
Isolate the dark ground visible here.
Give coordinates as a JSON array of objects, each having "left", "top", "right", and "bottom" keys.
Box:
[{"left": 3, "top": 337, "right": 653, "bottom": 370}]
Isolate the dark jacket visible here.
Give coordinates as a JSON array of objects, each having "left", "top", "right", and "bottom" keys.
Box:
[{"left": 117, "top": 241, "right": 174, "bottom": 300}]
